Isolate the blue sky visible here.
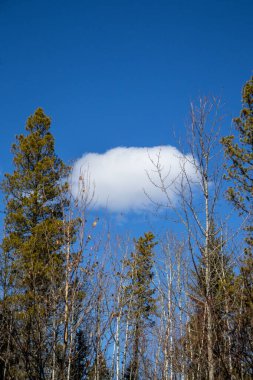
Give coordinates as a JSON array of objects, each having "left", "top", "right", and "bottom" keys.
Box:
[{"left": 0, "top": 0, "right": 252, "bottom": 236}]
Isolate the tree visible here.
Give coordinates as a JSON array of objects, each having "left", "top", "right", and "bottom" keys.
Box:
[
  {"left": 123, "top": 232, "right": 157, "bottom": 380},
  {"left": 70, "top": 329, "right": 90, "bottom": 380},
  {"left": 1, "top": 108, "right": 69, "bottom": 379},
  {"left": 221, "top": 77, "right": 253, "bottom": 377},
  {"left": 185, "top": 220, "right": 235, "bottom": 379},
  {"left": 148, "top": 97, "right": 227, "bottom": 379},
  {"left": 221, "top": 76, "right": 253, "bottom": 248},
  {"left": 154, "top": 234, "right": 188, "bottom": 380}
]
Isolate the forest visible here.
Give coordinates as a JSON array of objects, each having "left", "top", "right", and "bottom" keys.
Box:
[{"left": 0, "top": 76, "right": 252, "bottom": 380}]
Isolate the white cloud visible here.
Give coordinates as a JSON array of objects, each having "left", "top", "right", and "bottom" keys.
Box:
[{"left": 70, "top": 146, "right": 198, "bottom": 212}]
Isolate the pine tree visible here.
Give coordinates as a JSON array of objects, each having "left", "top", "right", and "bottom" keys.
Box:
[
  {"left": 1, "top": 108, "right": 69, "bottom": 379},
  {"left": 221, "top": 76, "right": 253, "bottom": 249},
  {"left": 185, "top": 221, "right": 235, "bottom": 378},
  {"left": 87, "top": 354, "right": 110, "bottom": 380},
  {"left": 70, "top": 329, "right": 90, "bottom": 380},
  {"left": 123, "top": 232, "right": 157, "bottom": 380},
  {"left": 221, "top": 77, "right": 253, "bottom": 376}
]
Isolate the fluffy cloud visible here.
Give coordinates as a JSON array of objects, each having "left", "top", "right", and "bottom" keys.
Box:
[{"left": 70, "top": 146, "right": 198, "bottom": 212}]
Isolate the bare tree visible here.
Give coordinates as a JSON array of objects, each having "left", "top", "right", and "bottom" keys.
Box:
[
  {"left": 153, "top": 233, "right": 188, "bottom": 380},
  {"left": 148, "top": 97, "right": 230, "bottom": 379}
]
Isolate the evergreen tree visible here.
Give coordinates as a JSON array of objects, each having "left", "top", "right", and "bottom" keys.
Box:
[
  {"left": 185, "top": 221, "right": 235, "bottom": 378},
  {"left": 1, "top": 108, "right": 69, "bottom": 379},
  {"left": 221, "top": 77, "right": 253, "bottom": 376},
  {"left": 123, "top": 232, "right": 157, "bottom": 380},
  {"left": 221, "top": 76, "right": 253, "bottom": 249},
  {"left": 70, "top": 329, "right": 90, "bottom": 380},
  {"left": 87, "top": 352, "right": 110, "bottom": 380}
]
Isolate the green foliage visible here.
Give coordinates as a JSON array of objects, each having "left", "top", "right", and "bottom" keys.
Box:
[
  {"left": 186, "top": 221, "right": 235, "bottom": 378},
  {"left": 87, "top": 353, "right": 110, "bottom": 380},
  {"left": 123, "top": 232, "right": 157, "bottom": 380},
  {"left": 70, "top": 329, "right": 90, "bottom": 380},
  {"left": 2, "top": 109, "right": 68, "bottom": 300},
  {"left": 0, "top": 82, "right": 252, "bottom": 378},
  {"left": 2, "top": 108, "right": 68, "bottom": 286},
  {"left": 221, "top": 76, "right": 253, "bottom": 251},
  {"left": 195, "top": 221, "right": 234, "bottom": 302},
  {"left": 124, "top": 232, "right": 157, "bottom": 324},
  {"left": 221, "top": 77, "right": 253, "bottom": 376},
  {"left": 234, "top": 251, "right": 253, "bottom": 376},
  {"left": 0, "top": 108, "right": 70, "bottom": 379},
  {"left": 221, "top": 76, "right": 253, "bottom": 213}
]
